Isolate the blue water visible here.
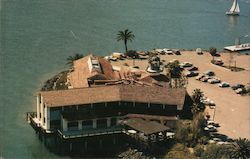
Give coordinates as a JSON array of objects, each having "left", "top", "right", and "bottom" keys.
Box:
[{"left": 0, "top": 0, "right": 250, "bottom": 158}]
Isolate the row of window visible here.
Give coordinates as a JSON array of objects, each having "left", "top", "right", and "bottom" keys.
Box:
[
  {"left": 50, "top": 118, "right": 118, "bottom": 130},
  {"left": 67, "top": 118, "right": 117, "bottom": 130},
  {"left": 50, "top": 102, "right": 176, "bottom": 112}
]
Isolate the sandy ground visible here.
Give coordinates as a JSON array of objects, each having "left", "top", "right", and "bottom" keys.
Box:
[{"left": 111, "top": 51, "right": 250, "bottom": 139}]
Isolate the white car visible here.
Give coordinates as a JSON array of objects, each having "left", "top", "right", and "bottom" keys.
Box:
[
  {"left": 207, "top": 121, "right": 219, "bottom": 127},
  {"left": 204, "top": 125, "right": 217, "bottom": 132},
  {"left": 155, "top": 49, "right": 164, "bottom": 54},
  {"left": 196, "top": 48, "right": 203, "bottom": 55},
  {"left": 201, "top": 98, "right": 215, "bottom": 106},
  {"left": 218, "top": 82, "right": 230, "bottom": 87},
  {"left": 208, "top": 78, "right": 221, "bottom": 84},
  {"left": 212, "top": 137, "right": 222, "bottom": 142},
  {"left": 163, "top": 48, "right": 173, "bottom": 54},
  {"left": 180, "top": 62, "right": 193, "bottom": 67},
  {"left": 217, "top": 141, "right": 230, "bottom": 145},
  {"left": 200, "top": 76, "right": 211, "bottom": 82}
]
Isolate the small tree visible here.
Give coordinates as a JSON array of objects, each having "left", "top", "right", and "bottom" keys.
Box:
[
  {"left": 199, "top": 144, "right": 231, "bottom": 159},
  {"left": 191, "top": 89, "right": 205, "bottom": 116},
  {"left": 191, "top": 112, "right": 206, "bottom": 143},
  {"left": 175, "top": 121, "right": 192, "bottom": 146},
  {"left": 209, "top": 47, "right": 217, "bottom": 61}
]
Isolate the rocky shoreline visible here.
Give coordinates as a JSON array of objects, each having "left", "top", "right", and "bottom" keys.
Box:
[{"left": 41, "top": 70, "right": 69, "bottom": 91}]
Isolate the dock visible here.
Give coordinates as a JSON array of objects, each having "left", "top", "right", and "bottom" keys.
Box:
[{"left": 224, "top": 43, "right": 250, "bottom": 51}]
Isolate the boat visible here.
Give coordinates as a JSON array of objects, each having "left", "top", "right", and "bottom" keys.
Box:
[{"left": 226, "top": 0, "right": 240, "bottom": 16}]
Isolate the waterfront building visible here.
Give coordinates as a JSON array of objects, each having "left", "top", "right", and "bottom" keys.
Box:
[{"left": 28, "top": 55, "right": 187, "bottom": 155}]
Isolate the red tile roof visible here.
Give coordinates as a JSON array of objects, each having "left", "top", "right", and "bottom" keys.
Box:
[
  {"left": 40, "top": 85, "right": 186, "bottom": 108},
  {"left": 67, "top": 55, "right": 119, "bottom": 88}
]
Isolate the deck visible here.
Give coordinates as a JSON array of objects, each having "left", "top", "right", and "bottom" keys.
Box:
[
  {"left": 57, "top": 126, "right": 125, "bottom": 139},
  {"left": 224, "top": 43, "right": 250, "bottom": 51}
]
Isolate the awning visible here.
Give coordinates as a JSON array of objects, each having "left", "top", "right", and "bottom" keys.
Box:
[{"left": 123, "top": 118, "right": 170, "bottom": 135}]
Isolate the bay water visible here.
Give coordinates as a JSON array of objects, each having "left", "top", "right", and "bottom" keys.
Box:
[{"left": 0, "top": 0, "right": 250, "bottom": 158}]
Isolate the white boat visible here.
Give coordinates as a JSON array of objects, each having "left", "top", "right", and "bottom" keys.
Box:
[{"left": 226, "top": 0, "right": 240, "bottom": 16}]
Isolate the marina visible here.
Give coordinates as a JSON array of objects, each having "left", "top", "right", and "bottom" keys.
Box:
[{"left": 224, "top": 43, "right": 250, "bottom": 51}]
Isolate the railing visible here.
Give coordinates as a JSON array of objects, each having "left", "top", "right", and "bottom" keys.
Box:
[
  {"left": 26, "top": 112, "right": 37, "bottom": 123},
  {"left": 57, "top": 126, "right": 125, "bottom": 139}
]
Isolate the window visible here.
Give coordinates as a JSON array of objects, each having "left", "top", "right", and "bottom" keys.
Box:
[
  {"left": 68, "top": 121, "right": 78, "bottom": 131},
  {"left": 50, "top": 120, "right": 60, "bottom": 129},
  {"left": 68, "top": 122, "right": 78, "bottom": 128},
  {"left": 44, "top": 117, "right": 46, "bottom": 123},
  {"left": 97, "top": 119, "right": 107, "bottom": 128},
  {"left": 111, "top": 118, "right": 116, "bottom": 126},
  {"left": 82, "top": 120, "right": 93, "bottom": 129}
]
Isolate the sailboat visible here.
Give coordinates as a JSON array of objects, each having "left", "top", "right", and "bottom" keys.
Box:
[{"left": 226, "top": 0, "right": 240, "bottom": 15}]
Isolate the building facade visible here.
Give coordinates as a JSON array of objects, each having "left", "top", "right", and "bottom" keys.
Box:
[{"left": 27, "top": 55, "right": 187, "bottom": 156}]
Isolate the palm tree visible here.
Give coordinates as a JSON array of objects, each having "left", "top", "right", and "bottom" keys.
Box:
[
  {"left": 191, "top": 89, "right": 205, "bottom": 115},
  {"left": 117, "top": 29, "right": 135, "bottom": 53},
  {"left": 229, "top": 138, "right": 250, "bottom": 159},
  {"left": 66, "top": 53, "right": 84, "bottom": 66},
  {"left": 166, "top": 60, "right": 185, "bottom": 88}
]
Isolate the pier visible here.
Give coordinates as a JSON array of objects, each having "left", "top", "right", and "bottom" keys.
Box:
[{"left": 224, "top": 43, "right": 250, "bottom": 51}]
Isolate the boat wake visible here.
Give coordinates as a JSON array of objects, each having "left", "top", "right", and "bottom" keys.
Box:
[{"left": 70, "top": 30, "right": 80, "bottom": 40}]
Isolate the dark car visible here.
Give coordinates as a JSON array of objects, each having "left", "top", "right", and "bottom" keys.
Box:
[
  {"left": 187, "top": 66, "right": 198, "bottom": 71},
  {"left": 173, "top": 50, "right": 181, "bottom": 55},
  {"left": 186, "top": 71, "right": 199, "bottom": 77},
  {"left": 214, "top": 53, "right": 221, "bottom": 57},
  {"left": 204, "top": 70, "right": 215, "bottom": 76},
  {"left": 231, "top": 84, "right": 245, "bottom": 90}
]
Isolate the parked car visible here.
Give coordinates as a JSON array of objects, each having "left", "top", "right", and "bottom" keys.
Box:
[
  {"left": 173, "top": 49, "right": 181, "bottom": 55},
  {"left": 132, "top": 66, "right": 140, "bottom": 69},
  {"left": 235, "top": 88, "right": 247, "bottom": 94},
  {"left": 186, "top": 71, "right": 199, "bottom": 77},
  {"left": 109, "top": 57, "right": 118, "bottom": 61},
  {"left": 204, "top": 70, "right": 215, "bottom": 76},
  {"left": 196, "top": 48, "right": 203, "bottom": 55},
  {"left": 187, "top": 66, "right": 198, "bottom": 71},
  {"left": 180, "top": 62, "right": 193, "bottom": 67},
  {"left": 216, "top": 141, "right": 230, "bottom": 145},
  {"left": 196, "top": 74, "right": 205, "bottom": 80},
  {"left": 218, "top": 82, "right": 230, "bottom": 87},
  {"left": 207, "top": 121, "right": 220, "bottom": 127},
  {"left": 212, "top": 137, "right": 222, "bottom": 142},
  {"left": 169, "top": 59, "right": 178, "bottom": 63},
  {"left": 166, "top": 50, "right": 173, "bottom": 55},
  {"left": 204, "top": 125, "right": 217, "bottom": 132},
  {"left": 212, "top": 59, "right": 224, "bottom": 66},
  {"left": 155, "top": 49, "right": 163, "bottom": 54},
  {"left": 231, "top": 84, "right": 245, "bottom": 90},
  {"left": 208, "top": 78, "right": 221, "bottom": 84},
  {"left": 201, "top": 98, "right": 215, "bottom": 106},
  {"left": 104, "top": 56, "right": 112, "bottom": 60},
  {"left": 214, "top": 53, "right": 221, "bottom": 57},
  {"left": 200, "top": 76, "right": 212, "bottom": 82}
]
